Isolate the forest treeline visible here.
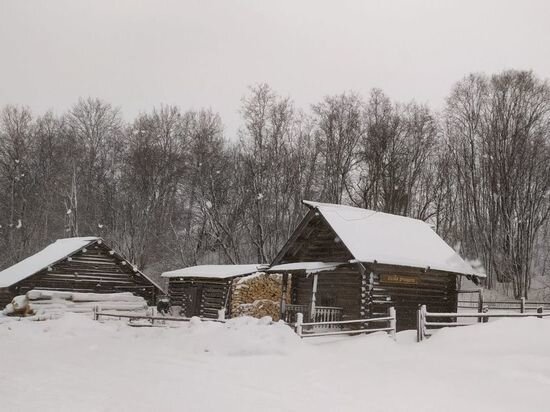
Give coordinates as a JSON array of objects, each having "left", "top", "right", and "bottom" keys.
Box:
[{"left": 1, "top": 69, "right": 549, "bottom": 297}]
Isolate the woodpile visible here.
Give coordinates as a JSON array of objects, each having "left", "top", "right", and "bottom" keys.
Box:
[
  {"left": 231, "top": 273, "right": 290, "bottom": 321},
  {"left": 1, "top": 289, "right": 148, "bottom": 319}
]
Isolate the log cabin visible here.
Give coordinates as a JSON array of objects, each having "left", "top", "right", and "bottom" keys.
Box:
[
  {"left": 0, "top": 237, "right": 164, "bottom": 309},
  {"left": 162, "top": 264, "right": 268, "bottom": 319},
  {"left": 270, "top": 201, "right": 483, "bottom": 331}
]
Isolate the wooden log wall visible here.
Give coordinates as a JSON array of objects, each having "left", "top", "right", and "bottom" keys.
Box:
[
  {"left": 280, "top": 213, "right": 353, "bottom": 263},
  {"left": 0, "top": 288, "right": 13, "bottom": 309},
  {"left": 167, "top": 277, "right": 230, "bottom": 319},
  {"left": 9, "top": 242, "right": 160, "bottom": 305},
  {"left": 365, "top": 264, "right": 457, "bottom": 331},
  {"left": 276, "top": 208, "right": 459, "bottom": 331},
  {"left": 291, "top": 266, "right": 362, "bottom": 320},
  {"left": 291, "top": 265, "right": 458, "bottom": 330}
]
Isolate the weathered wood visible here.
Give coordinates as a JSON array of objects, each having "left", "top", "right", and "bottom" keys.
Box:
[
  {"left": 280, "top": 272, "right": 289, "bottom": 320},
  {"left": 2, "top": 241, "right": 162, "bottom": 307},
  {"left": 167, "top": 277, "right": 231, "bottom": 319},
  {"left": 271, "top": 206, "right": 462, "bottom": 331}
]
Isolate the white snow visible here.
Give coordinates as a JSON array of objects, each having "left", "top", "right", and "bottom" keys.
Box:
[
  {"left": 27, "top": 290, "right": 145, "bottom": 303},
  {"left": 269, "top": 261, "right": 344, "bottom": 274},
  {"left": 2, "top": 290, "right": 148, "bottom": 318},
  {"left": 0, "top": 237, "right": 99, "bottom": 288},
  {"left": 235, "top": 271, "right": 277, "bottom": 285},
  {"left": 162, "top": 264, "right": 268, "bottom": 279},
  {"left": 303, "top": 200, "right": 479, "bottom": 276},
  {"left": 0, "top": 315, "right": 549, "bottom": 411}
]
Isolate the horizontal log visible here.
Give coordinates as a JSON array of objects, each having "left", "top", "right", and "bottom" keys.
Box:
[
  {"left": 425, "top": 322, "right": 472, "bottom": 327},
  {"left": 301, "top": 327, "right": 393, "bottom": 338},
  {"left": 97, "top": 312, "right": 226, "bottom": 322},
  {"left": 300, "top": 315, "right": 393, "bottom": 327},
  {"left": 425, "top": 311, "right": 550, "bottom": 318}
]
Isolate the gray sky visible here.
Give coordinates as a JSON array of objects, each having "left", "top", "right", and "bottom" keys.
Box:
[{"left": 1, "top": 0, "right": 549, "bottom": 137}]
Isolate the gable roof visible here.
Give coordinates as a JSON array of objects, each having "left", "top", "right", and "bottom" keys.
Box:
[
  {"left": 0, "top": 237, "right": 99, "bottom": 288},
  {"left": 301, "top": 200, "right": 479, "bottom": 277},
  {"left": 162, "top": 264, "right": 268, "bottom": 279},
  {"left": 0, "top": 237, "right": 165, "bottom": 292}
]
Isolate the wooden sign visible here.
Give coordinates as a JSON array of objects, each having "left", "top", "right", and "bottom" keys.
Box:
[{"left": 380, "top": 274, "right": 418, "bottom": 285}]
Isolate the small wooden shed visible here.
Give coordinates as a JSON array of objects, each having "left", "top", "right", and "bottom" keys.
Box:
[
  {"left": 162, "top": 264, "right": 268, "bottom": 319},
  {"left": 0, "top": 237, "right": 164, "bottom": 308},
  {"left": 270, "top": 201, "right": 483, "bottom": 330}
]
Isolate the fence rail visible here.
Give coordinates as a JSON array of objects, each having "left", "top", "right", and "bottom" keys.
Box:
[
  {"left": 458, "top": 293, "right": 550, "bottom": 312},
  {"left": 295, "top": 307, "right": 396, "bottom": 339},
  {"left": 417, "top": 304, "right": 550, "bottom": 342},
  {"left": 93, "top": 307, "right": 227, "bottom": 324},
  {"left": 285, "top": 304, "right": 343, "bottom": 328}
]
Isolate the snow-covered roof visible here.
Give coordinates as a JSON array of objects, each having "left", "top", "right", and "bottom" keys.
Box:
[
  {"left": 161, "top": 264, "right": 268, "bottom": 279},
  {"left": 0, "top": 237, "right": 100, "bottom": 288},
  {"left": 303, "top": 201, "right": 480, "bottom": 277},
  {"left": 269, "top": 262, "right": 344, "bottom": 274}
]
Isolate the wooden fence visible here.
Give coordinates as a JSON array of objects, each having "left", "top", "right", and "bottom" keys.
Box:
[
  {"left": 294, "top": 307, "right": 396, "bottom": 339},
  {"left": 93, "top": 306, "right": 227, "bottom": 325},
  {"left": 458, "top": 290, "right": 550, "bottom": 313},
  {"left": 285, "top": 304, "right": 343, "bottom": 327},
  {"left": 417, "top": 304, "right": 550, "bottom": 342}
]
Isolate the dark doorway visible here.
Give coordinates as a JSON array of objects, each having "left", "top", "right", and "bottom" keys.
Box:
[{"left": 182, "top": 285, "right": 203, "bottom": 317}]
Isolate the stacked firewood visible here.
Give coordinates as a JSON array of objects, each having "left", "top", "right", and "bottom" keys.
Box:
[
  {"left": 2, "top": 289, "right": 147, "bottom": 319},
  {"left": 231, "top": 273, "right": 290, "bottom": 321}
]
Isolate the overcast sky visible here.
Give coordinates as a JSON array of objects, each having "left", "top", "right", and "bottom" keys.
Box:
[{"left": 1, "top": 0, "right": 549, "bottom": 137}]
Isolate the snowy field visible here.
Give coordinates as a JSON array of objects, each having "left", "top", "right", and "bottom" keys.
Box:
[{"left": 1, "top": 315, "right": 550, "bottom": 412}]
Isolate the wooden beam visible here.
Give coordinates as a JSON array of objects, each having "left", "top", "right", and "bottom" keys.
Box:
[
  {"left": 280, "top": 272, "right": 289, "bottom": 321},
  {"left": 310, "top": 274, "right": 318, "bottom": 322}
]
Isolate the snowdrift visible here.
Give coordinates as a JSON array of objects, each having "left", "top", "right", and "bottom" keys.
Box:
[
  {"left": 1, "top": 314, "right": 549, "bottom": 411},
  {"left": 1, "top": 289, "right": 148, "bottom": 319}
]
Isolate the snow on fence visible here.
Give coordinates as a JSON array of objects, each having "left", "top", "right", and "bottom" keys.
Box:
[
  {"left": 417, "top": 304, "right": 550, "bottom": 342},
  {"left": 93, "top": 306, "right": 227, "bottom": 325},
  {"left": 457, "top": 289, "right": 550, "bottom": 313},
  {"left": 294, "top": 307, "right": 396, "bottom": 339},
  {"left": 285, "top": 304, "right": 343, "bottom": 327},
  {"left": 458, "top": 295, "right": 550, "bottom": 312}
]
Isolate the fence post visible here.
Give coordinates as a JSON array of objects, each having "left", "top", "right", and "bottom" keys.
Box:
[
  {"left": 416, "top": 305, "right": 423, "bottom": 342},
  {"left": 421, "top": 305, "right": 427, "bottom": 341},
  {"left": 521, "top": 297, "right": 526, "bottom": 313},
  {"left": 296, "top": 312, "right": 303, "bottom": 338},
  {"left": 482, "top": 305, "right": 489, "bottom": 323},
  {"left": 477, "top": 292, "right": 484, "bottom": 323},
  {"left": 537, "top": 307, "right": 543, "bottom": 319},
  {"left": 388, "top": 306, "right": 396, "bottom": 341},
  {"left": 218, "top": 308, "right": 226, "bottom": 321},
  {"left": 93, "top": 305, "right": 100, "bottom": 321}
]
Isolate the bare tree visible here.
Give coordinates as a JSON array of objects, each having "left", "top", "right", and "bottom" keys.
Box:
[
  {"left": 446, "top": 70, "right": 550, "bottom": 297},
  {"left": 313, "top": 93, "right": 364, "bottom": 204}
]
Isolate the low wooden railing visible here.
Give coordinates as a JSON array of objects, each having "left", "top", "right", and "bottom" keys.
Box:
[
  {"left": 458, "top": 296, "right": 550, "bottom": 312},
  {"left": 457, "top": 289, "right": 550, "bottom": 313},
  {"left": 285, "top": 304, "right": 343, "bottom": 327},
  {"left": 294, "top": 307, "right": 396, "bottom": 339},
  {"left": 92, "top": 306, "right": 227, "bottom": 325},
  {"left": 417, "top": 304, "right": 550, "bottom": 342}
]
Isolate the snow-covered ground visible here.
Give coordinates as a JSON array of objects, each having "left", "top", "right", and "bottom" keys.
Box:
[{"left": 1, "top": 315, "right": 549, "bottom": 412}]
